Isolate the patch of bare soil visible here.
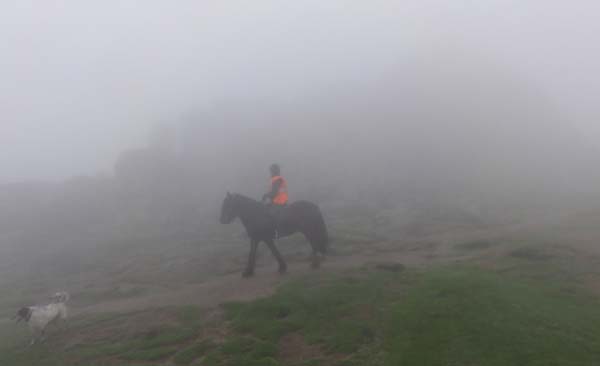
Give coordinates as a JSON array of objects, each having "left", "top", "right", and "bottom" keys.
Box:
[
  {"left": 72, "top": 210, "right": 600, "bottom": 319},
  {"left": 76, "top": 255, "right": 415, "bottom": 317},
  {"left": 279, "top": 333, "right": 327, "bottom": 365},
  {"left": 64, "top": 308, "right": 183, "bottom": 349},
  {"left": 196, "top": 308, "right": 230, "bottom": 344},
  {"left": 73, "top": 229, "right": 491, "bottom": 318}
]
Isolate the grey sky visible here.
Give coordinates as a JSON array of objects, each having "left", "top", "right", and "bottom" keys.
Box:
[{"left": 1, "top": 1, "right": 599, "bottom": 182}]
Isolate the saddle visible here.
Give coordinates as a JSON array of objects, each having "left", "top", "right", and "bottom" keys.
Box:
[{"left": 266, "top": 203, "right": 289, "bottom": 236}]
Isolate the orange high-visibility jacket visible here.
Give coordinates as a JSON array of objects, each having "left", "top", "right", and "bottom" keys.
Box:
[{"left": 270, "top": 176, "right": 288, "bottom": 205}]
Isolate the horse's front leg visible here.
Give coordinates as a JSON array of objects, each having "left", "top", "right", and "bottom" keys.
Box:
[
  {"left": 243, "top": 239, "right": 258, "bottom": 278},
  {"left": 265, "top": 239, "right": 287, "bottom": 274}
]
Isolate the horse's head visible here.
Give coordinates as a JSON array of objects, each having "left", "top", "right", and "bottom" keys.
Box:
[{"left": 220, "top": 192, "right": 237, "bottom": 224}]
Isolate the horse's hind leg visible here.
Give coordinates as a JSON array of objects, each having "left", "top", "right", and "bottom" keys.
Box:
[
  {"left": 303, "top": 233, "right": 321, "bottom": 269},
  {"left": 265, "top": 239, "right": 287, "bottom": 274}
]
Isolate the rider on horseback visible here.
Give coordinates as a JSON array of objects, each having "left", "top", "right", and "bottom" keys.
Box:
[{"left": 262, "top": 164, "right": 288, "bottom": 238}]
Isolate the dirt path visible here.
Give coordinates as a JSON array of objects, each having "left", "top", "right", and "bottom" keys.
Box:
[
  {"left": 74, "top": 216, "right": 573, "bottom": 317},
  {"left": 75, "top": 245, "right": 452, "bottom": 316}
]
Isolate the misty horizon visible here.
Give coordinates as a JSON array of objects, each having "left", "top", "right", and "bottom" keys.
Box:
[{"left": 2, "top": 1, "right": 600, "bottom": 183}]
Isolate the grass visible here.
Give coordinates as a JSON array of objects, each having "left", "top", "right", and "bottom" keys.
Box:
[
  {"left": 216, "top": 264, "right": 600, "bottom": 366},
  {"left": 494, "top": 243, "right": 599, "bottom": 287},
  {"left": 384, "top": 267, "right": 600, "bottom": 365},
  {"left": 70, "top": 286, "right": 148, "bottom": 308},
  {"left": 510, "top": 245, "right": 555, "bottom": 261},
  {"left": 173, "top": 340, "right": 215, "bottom": 364},
  {"left": 224, "top": 271, "right": 400, "bottom": 352},
  {"left": 454, "top": 239, "right": 496, "bottom": 251},
  {"left": 0, "top": 305, "right": 206, "bottom": 366},
  {"left": 121, "top": 344, "right": 180, "bottom": 361},
  {"left": 3, "top": 245, "right": 600, "bottom": 366}
]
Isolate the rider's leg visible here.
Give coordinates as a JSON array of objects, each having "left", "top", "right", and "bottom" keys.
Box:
[{"left": 271, "top": 204, "right": 285, "bottom": 239}]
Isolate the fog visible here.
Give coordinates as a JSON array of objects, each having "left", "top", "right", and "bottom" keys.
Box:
[
  {"left": 2, "top": 1, "right": 600, "bottom": 181},
  {"left": 2, "top": 1, "right": 600, "bottom": 270}
]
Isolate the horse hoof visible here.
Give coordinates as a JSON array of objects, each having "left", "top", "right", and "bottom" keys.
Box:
[
  {"left": 278, "top": 267, "right": 288, "bottom": 275},
  {"left": 242, "top": 270, "right": 254, "bottom": 278}
]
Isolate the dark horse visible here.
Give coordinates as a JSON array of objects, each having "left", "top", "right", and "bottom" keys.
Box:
[{"left": 220, "top": 193, "right": 328, "bottom": 277}]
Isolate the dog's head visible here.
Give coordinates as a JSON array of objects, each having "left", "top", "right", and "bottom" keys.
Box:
[
  {"left": 14, "top": 307, "right": 32, "bottom": 323},
  {"left": 50, "top": 291, "right": 70, "bottom": 304}
]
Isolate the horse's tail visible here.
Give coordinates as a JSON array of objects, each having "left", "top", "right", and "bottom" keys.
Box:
[{"left": 312, "top": 206, "right": 329, "bottom": 254}]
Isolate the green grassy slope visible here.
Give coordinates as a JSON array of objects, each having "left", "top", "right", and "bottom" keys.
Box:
[
  {"left": 212, "top": 266, "right": 600, "bottom": 366},
  {"left": 2, "top": 245, "right": 600, "bottom": 366}
]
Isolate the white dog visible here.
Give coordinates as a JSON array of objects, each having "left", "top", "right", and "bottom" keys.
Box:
[{"left": 14, "top": 291, "right": 70, "bottom": 345}]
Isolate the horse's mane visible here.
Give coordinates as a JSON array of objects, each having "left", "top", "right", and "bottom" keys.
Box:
[
  {"left": 231, "top": 193, "right": 268, "bottom": 214},
  {"left": 231, "top": 193, "right": 256, "bottom": 203},
  {"left": 231, "top": 193, "right": 263, "bottom": 207}
]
